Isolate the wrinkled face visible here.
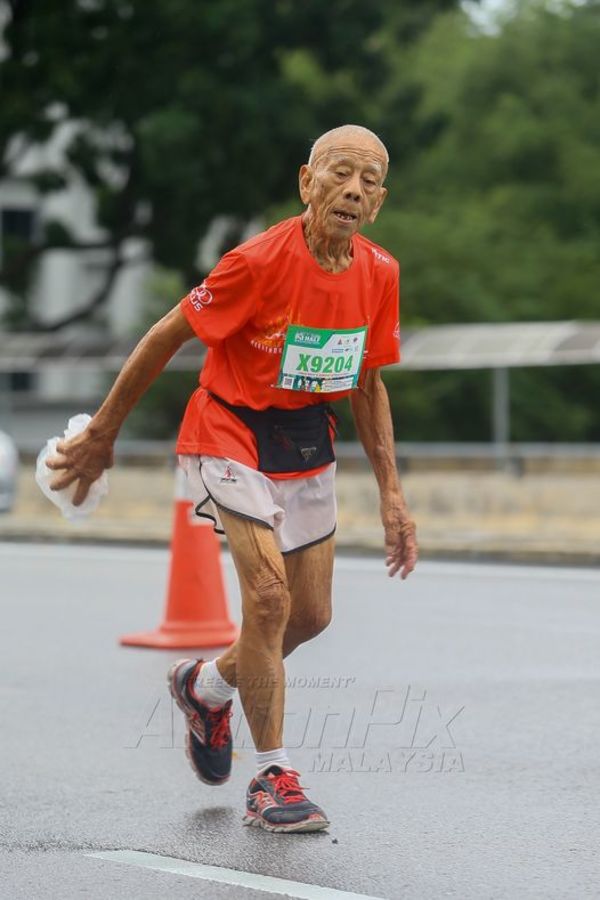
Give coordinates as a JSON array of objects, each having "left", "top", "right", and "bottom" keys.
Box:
[{"left": 299, "top": 134, "right": 388, "bottom": 239}]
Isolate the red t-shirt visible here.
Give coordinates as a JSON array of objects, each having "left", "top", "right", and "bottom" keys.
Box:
[{"left": 176, "top": 215, "right": 400, "bottom": 476}]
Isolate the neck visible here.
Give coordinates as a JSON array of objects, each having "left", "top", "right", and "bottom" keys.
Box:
[{"left": 302, "top": 211, "right": 353, "bottom": 273}]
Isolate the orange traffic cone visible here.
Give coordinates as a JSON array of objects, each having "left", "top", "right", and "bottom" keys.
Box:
[{"left": 120, "top": 468, "right": 238, "bottom": 649}]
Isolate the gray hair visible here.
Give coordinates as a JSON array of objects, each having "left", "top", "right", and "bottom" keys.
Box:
[{"left": 308, "top": 125, "right": 389, "bottom": 167}]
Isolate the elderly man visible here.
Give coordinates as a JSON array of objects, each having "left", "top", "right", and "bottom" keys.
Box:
[{"left": 47, "top": 124, "right": 418, "bottom": 834}]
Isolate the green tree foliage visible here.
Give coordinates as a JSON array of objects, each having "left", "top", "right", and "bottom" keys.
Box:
[
  {"left": 364, "top": 0, "right": 600, "bottom": 441},
  {"left": 1, "top": 0, "right": 457, "bottom": 329},
  {"left": 370, "top": 0, "right": 600, "bottom": 326}
]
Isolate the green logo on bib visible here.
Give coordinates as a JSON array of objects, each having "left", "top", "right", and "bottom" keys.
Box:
[{"left": 294, "top": 331, "right": 322, "bottom": 347}]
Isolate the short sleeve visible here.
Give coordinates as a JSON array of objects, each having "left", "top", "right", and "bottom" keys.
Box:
[
  {"left": 180, "top": 251, "right": 258, "bottom": 347},
  {"left": 364, "top": 264, "right": 401, "bottom": 369}
]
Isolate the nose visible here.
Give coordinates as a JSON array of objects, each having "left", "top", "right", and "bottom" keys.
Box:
[{"left": 343, "top": 172, "right": 363, "bottom": 204}]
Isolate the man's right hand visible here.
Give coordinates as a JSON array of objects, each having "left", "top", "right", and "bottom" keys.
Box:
[
  {"left": 42, "top": 304, "right": 195, "bottom": 506},
  {"left": 45, "top": 427, "right": 114, "bottom": 506}
]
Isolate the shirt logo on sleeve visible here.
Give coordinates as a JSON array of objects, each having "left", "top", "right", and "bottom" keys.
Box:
[
  {"left": 370, "top": 247, "right": 390, "bottom": 264},
  {"left": 190, "top": 282, "right": 213, "bottom": 311}
]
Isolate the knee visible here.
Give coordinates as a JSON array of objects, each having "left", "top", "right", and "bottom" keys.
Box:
[
  {"left": 244, "top": 571, "right": 290, "bottom": 633},
  {"left": 293, "top": 606, "right": 332, "bottom": 644}
]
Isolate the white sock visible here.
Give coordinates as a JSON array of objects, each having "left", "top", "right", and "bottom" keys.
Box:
[
  {"left": 193, "top": 658, "right": 236, "bottom": 708},
  {"left": 255, "top": 747, "right": 292, "bottom": 776}
]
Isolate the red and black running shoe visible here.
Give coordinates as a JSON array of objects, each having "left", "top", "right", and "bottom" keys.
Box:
[
  {"left": 244, "top": 765, "right": 329, "bottom": 833},
  {"left": 167, "top": 658, "right": 233, "bottom": 785}
]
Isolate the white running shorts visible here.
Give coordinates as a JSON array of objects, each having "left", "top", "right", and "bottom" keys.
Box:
[{"left": 178, "top": 455, "right": 337, "bottom": 555}]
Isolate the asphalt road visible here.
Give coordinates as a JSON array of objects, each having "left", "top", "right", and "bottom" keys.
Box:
[{"left": 1, "top": 542, "right": 599, "bottom": 899}]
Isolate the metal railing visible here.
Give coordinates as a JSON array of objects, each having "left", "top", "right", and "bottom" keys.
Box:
[{"left": 13, "top": 438, "right": 600, "bottom": 472}]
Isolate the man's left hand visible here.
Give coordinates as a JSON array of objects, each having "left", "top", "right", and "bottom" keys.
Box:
[{"left": 381, "top": 494, "right": 418, "bottom": 579}]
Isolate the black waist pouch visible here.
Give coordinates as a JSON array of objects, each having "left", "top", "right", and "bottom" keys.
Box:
[{"left": 209, "top": 392, "right": 337, "bottom": 474}]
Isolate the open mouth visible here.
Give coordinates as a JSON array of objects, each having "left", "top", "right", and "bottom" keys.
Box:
[{"left": 332, "top": 210, "right": 357, "bottom": 224}]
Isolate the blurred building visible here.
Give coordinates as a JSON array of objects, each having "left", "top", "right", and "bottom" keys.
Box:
[{"left": 0, "top": 122, "right": 150, "bottom": 442}]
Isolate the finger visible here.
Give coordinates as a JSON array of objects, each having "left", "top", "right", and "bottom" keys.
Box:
[
  {"left": 72, "top": 478, "right": 92, "bottom": 507},
  {"left": 386, "top": 553, "right": 403, "bottom": 578},
  {"left": 45, "top": 453, "right": 68, "bottom": 470},
  {"left": 401, "top": 545, "right": 419, "bottom": 580},
  {"left": 401, "top": 560, "right": 415, "bottom": 580},
  {"left": 387, "top": 538, "right": 418, "bottom": 579},
  {"left": 385, "top": 546, "right": 403, "bottom": 564},
  {"left": 385, "top": 557, "right": 401, "bottom": 576},
  {"left": 385, "top": 540, "right": 401, "bottom": 559},
  {"left": 49, "top": 470, "right": 78, "bottom": 491}
]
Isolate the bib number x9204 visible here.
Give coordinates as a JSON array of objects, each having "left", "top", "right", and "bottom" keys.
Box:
[{"left": 296, "top": 353, "right": 355, "bottom": 375}]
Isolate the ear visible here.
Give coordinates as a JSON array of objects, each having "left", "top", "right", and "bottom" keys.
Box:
[
  {"left": 367, "top": 186, "right": 388, "bottom": 224},
  {"left": 298, "top": 164, "right": 314, "bottom": 205}
]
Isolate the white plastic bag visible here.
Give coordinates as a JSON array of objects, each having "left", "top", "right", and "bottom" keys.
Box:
[{"left": 35, "top": 414, "right": 109, "bottom": 521}]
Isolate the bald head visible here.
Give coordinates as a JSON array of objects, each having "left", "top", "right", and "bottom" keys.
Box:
[{"left": 308, "top": 125, "right": 389, "bottom": 176}]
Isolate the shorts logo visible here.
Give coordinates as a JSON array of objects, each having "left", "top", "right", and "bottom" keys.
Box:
[
  {"left": 190, "top": 283, "right": 213, "bottom": 311},
  {"left": 300, "top": 446, "right": 317, "bottom": 461},
  {"left": 393, "top": 321, "right": 400, "bottom": 340},
  {"left": 219, "top": 464, "right": 238, "bottom": 484}
]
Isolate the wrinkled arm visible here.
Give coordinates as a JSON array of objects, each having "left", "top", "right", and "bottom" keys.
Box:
[
  {"left": 349, "top": 367, "right": 418, "bottom": 579},
  {"left": 46, "top": 305, "right": 195, "bottom": 505}
]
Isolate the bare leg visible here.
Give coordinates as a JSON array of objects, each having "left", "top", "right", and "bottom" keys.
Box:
[
  {"left": 216, "top": 528, "right": 335, "bottom": 748},
  {"left": 281, "top": 535, "right": 335, "bottom": 656},
  {"left": 216, "top": 510, "right": 291, "bottom": 752}
]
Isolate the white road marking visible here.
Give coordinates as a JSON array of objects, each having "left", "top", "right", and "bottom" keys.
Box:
[
  {"left": 86, "top": 850, "right": 385, "bottom": 900},
  {"left": 1, "top": 541, "right": 599, "bottom": 583}
]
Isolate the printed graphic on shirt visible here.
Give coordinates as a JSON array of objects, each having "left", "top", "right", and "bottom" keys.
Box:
[
  {"left": 276, "top": 324, "right": 368, "bottom": 393},
  {"left": 249, "top": 314, "right": 289, "bottom": 354}
]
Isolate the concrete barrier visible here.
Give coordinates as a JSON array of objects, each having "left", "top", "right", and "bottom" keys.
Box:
[{"left": 2, "top": 461, "right": 599, "bottom": 565}]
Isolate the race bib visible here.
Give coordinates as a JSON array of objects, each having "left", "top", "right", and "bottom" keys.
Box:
[{"left": 276, "top": 324, "right": 368, "bottom": 393}]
